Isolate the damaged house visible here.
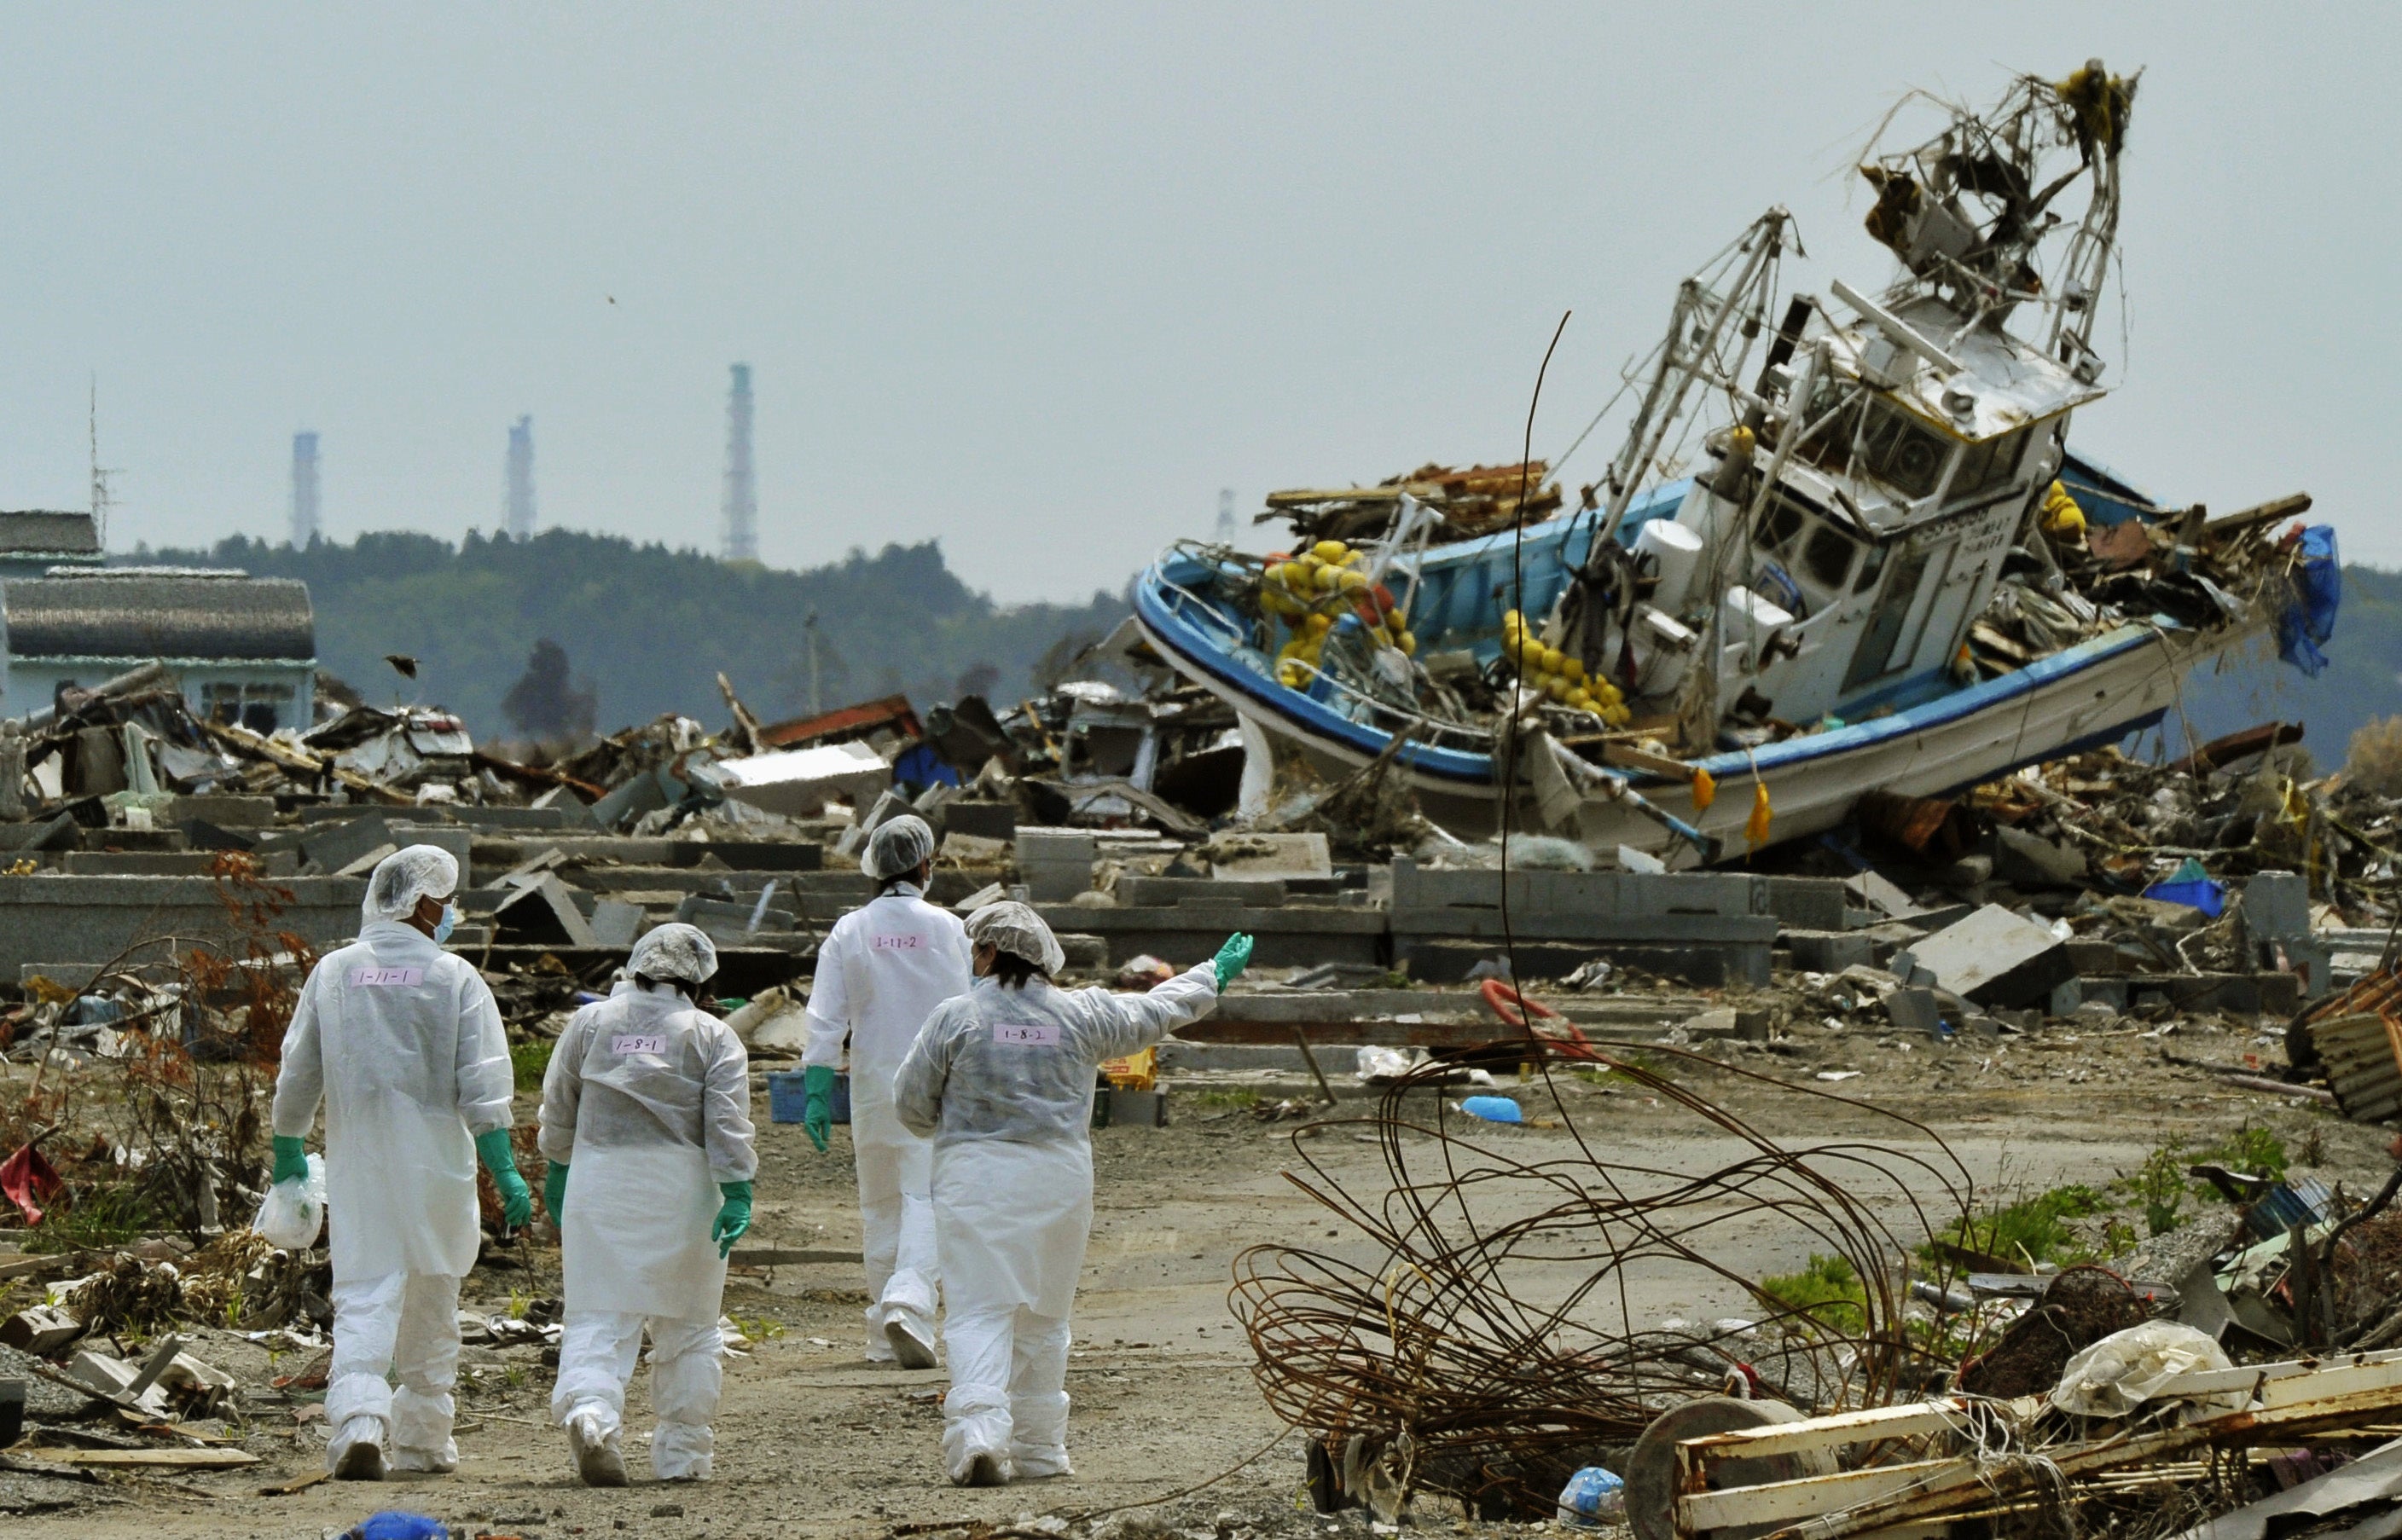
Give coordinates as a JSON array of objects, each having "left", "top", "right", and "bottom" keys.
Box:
[{"left": 1, "top": 566, "right": 316, "bottom": 732}]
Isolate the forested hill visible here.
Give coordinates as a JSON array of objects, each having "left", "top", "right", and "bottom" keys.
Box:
[
  {"left": 2174, "top": 564, "right": 2402, "bottom": 772},
  {"left": 131, "top": 530, "right": 1131, "bottom": 742}
]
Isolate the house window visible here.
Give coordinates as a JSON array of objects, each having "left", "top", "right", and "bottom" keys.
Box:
[{"left": 199, "top": 681, "right": 297, "bottom": 733}]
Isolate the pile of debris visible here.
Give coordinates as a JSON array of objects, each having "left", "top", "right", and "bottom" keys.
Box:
[{"left": 1256, "top": 460, "right": 1566, "bottom": 547}]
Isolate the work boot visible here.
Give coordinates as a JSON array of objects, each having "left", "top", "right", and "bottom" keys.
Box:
[
  {"left": 566, "top": 1407, "right": 628, "bottom": 1488},
  {"left": 330, "top": 1416, "right": 387, "bottom": 1481},
  {"left": 884, "top": 1311, "right": 938, "bottom": 1370},
  {"left": 958, "top": 1450, "right": 1011, "bottom": 1487}
]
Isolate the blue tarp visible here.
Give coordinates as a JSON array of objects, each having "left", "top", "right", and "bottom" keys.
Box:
[
  {"left": 891, "top": 741, "right": 961, "bottom": 794},
  {"left": 2277, "top": 524, "right": 2341, "bottom": 677}
]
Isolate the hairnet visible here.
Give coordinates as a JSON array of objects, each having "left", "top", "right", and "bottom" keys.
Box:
[
  {"left": 627, "top": 922, "right": 719, "bottom": 985},
  {"left": 966, "top": 900, "right": 1065, "bottom": 976},
  {"left": 862, "top": 813, "right": 937, "bottom": 881},
  {"left": 362, "top": 843, "right": 460, "bottom": 923}
]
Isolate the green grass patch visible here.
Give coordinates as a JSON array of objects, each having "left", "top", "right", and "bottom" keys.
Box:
[
  {"left": 1756, "top": 1253, "right": 1867, "bottom": 1334},
  {"left": 24, "top": 1184, "right": 154, "bottom": 1253},
  {"left": 511, "top": 1039, "right": 555, "bottom": 1095},
  {"left": 2117, "top": 1144, "right": 2189, "bottom": 1236},
  {"left": 1195, "top": 1088, "right": 1260, "bottom": 1111},
  {"left": 2190, "top": 1126, "right": 2288, "bottom": 1190},
  {"left": 1924, "top": 1184, "right": 2109, "bottom": 1270}
]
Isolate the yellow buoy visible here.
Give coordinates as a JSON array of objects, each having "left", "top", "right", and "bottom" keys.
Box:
[
  {"left": 1395, "top": 630, "right": 1416, "bottom": 656},
  {"left": 1745, "top": 781, "right": 1773, "bottom": 850},
  {"left": 1691, "top": 767, "right": 1717, "bottom": 813},
  {"left": 1311, "top": 540, "right": 1349, "bottom": 564}
]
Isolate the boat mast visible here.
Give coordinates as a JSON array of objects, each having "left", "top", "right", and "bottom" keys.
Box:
[{"left": 1596, "top": 208, "right": 1793, "bottom": 536}]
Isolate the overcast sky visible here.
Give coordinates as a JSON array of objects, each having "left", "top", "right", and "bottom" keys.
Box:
[{"left": 0, "top": 6, "right": 2391, "bottom": 602}]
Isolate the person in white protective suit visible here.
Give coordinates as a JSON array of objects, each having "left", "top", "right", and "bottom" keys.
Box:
[
  {"left": 272, "top": 844, "right": 532, "bottom": 1481},
  {"left": 894, "top": 901, "right": 1253, "bottom": 1485},
  {"left": 801, "top": 814, "right": 972, "bottom": 1368},
  {"left": 539, "top": 922, "right": 757, "bottom": 1486}
]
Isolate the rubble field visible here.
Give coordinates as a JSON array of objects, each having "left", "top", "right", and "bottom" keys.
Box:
[{"left": 8, "top": 1038, "right": 2372, "bottom": 1539}]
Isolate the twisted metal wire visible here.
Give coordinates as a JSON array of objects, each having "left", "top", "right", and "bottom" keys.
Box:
[{"left": 1230, "top": 1039, "right": 1983, "bottom": 1513}]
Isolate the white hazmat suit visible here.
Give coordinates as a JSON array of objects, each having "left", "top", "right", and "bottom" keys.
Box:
[
  {"left": 804, "top": 815, "right": 972, "bottom": 1363},
  {"left": 893, "top": 903, "right": 1221, "bottom": 1485},
  {"left": 272, "top": 846, "right": 512, "bottom": 1475},
  {"left": 540, "top": 923, "right": 757, "bottom": 1483}
]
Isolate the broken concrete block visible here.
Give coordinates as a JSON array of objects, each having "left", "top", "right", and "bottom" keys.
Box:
[
  {"left": 1761, "top": 877, "right": 1848, "bottom": 932},
  {"left": 1884, "top": 987, "right": 1941, "bottom": 1035},
  {"left": 496, "top": 873, "right": 600, "bottom": 947},
  {"left": 1843, "top": 869, "right": 1924, "bottom": 919},
  {"left": 0, "top": 1305, "right": 83, "bottom": 1356},
  {"left": 943, "top": 802, "right": 1018, "bottom": 842},
  {"left": 1680, "top": 1007, "right": 1771, "bottom": 1042},
  {"left": 1904, "top": 904, "right": 2074, "bottom": 1009},
  {"left": 1115, "top": 876, "right": 1286, "bottom": 908},
  {"left": 332, "top": 841, "right": 399, "bottom": 878},
  {"left": 1016, "top": 826, "right": 1097, "bottom": 902},
  {"left": 589, "top": 900, "right": 644, "bottom": 948},
  {"left": 1992, "top": 825, "right": 2086, "bottom": 887},
  {"left": 939, "top": 831, "right": 1008, "bottom": 866},
  {"left": 2241, "top": 870, "right": 2311, "bottom": 940},
  {"left": 1615, "top": 844, "right": 1666, "bottom": 874},
  {"left": 298, "top": 813, "right": 393, "bottom": 876},
  {"left": 1786, "top": 929, "right": 1875, "bottom": 973},
  {"left": 1206, "top": 831, "right": 1332, "bottom": 881}
]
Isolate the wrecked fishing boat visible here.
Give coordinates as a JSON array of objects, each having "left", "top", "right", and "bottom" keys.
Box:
[{"left": 1134, "top": 63, "right": 2338, "bottom": 863}]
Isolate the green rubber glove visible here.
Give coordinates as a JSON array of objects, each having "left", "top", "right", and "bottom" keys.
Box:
[
  {"left": 712, "top": 1181, "right": 753, "bottom": 1258},
  {"left": 474, "top": 1127, "right": 533, "bottom": 1230},
  {"left": 544, "top": 1161, "right": 569, "bottom": 1225},
  {"left": 1213, "top": 932, "right": 1255, "bottom": 992},
  {"left": 802, "top": 1064, "right": 835, "bottom": 1154},
  {"left": 270, "top": 1135, "right": 308, "bottom": 1187}
]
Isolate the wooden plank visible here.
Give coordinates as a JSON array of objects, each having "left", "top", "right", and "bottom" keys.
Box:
[
  {"left": 47, "top": 1447, "right": 259, "bottom": 1469},
  {"left": 1677, "top": 1352, "right": 2402, "bottom": 1540},
  {"left": 1602, "top": 742, "right": 1698, "bottom": 778},
  {"left": 1679, "top": 1396, "right": 2039, "bottom": 1461},
  {"left": 1680, "top": 1459, "right": 1952, "bottom": 1531},
  {"left": 258, "top": 1468, "right": 329, "bottom": 1496}
]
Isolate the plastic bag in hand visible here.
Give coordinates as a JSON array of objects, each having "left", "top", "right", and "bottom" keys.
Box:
[{"left": 252, "top": 1153, "right": 326, "bottom": 1250}]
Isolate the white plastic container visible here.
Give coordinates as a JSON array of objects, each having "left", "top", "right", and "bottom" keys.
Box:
[
  {"left": 1633, "top": 517, "right": 1706, "bottom": 612},
  {"left": 1630, "top": 605, "right": 1697, "bottom": 693}
]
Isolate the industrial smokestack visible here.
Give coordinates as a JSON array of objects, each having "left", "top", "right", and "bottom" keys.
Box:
[
  {"left": 722, "top": 363, "right": 757, "bottom": 563},
  {"left": 291, "top": 431, "right": 321, "bottom": 547},
  {"left": 505, "top": 414, "right": 536, "bottom": 538}
]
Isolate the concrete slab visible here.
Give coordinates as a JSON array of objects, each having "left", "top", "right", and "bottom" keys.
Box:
[{"left": 0, "top": 874, "right": 369, "bottom": 973}]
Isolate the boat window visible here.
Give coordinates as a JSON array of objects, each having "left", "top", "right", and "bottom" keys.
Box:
[
  {"left": 1801, "top": 524, "right": 1858, "bottom": 589},
  {"left": 1858, "top": 399, "right": 1950, "bottom": 499},
  {"left": 1788, "top": 380, "right": 1952, "bottom": 502},
  {"left": 1948, "top": 426, "right": 2030, "bottom": 504},
  {"left": 1853, "top": 541, "right": 1889, "bottom": 593},
  {"left": 1752, "top": 500, "right": 1805, "bottom": 556}
]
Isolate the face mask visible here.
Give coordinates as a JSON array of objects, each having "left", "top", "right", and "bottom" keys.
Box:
[{"left": 433, "top": 902, "right": 459, "bottom": 946}]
